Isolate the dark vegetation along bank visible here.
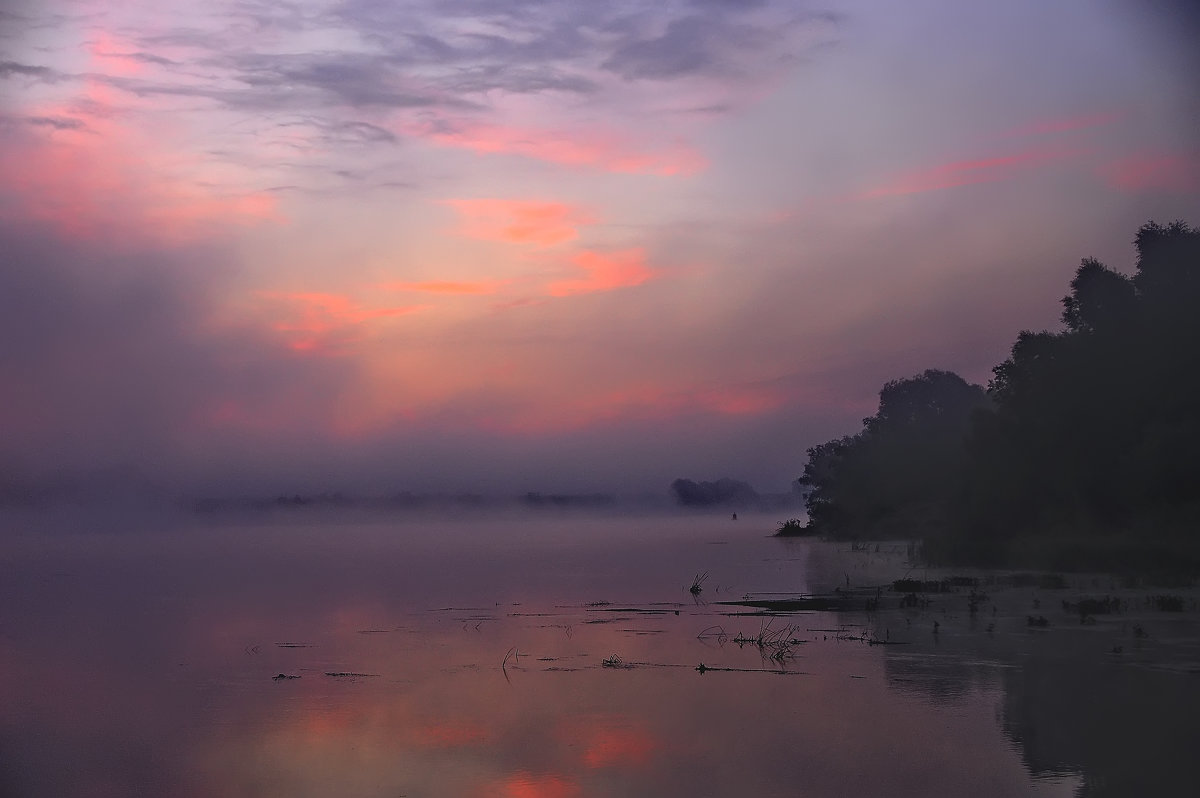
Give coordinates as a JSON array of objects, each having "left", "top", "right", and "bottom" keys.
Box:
[
  {"left": 669, "top": 477, "right": 801, "bottom": 511},
  {"left": 794, "top": 221, "right": 1200, "bottom": 575}
]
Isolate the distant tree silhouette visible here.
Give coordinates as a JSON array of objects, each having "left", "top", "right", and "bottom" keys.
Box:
[{"left": 670, "top": 477, "right": 759, "bottom": 507}]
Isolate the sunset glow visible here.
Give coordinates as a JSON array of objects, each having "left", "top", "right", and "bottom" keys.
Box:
[
  {"left": 1, "top": 0, "right": 1196, "bottom": 493},
  {"left": 548, "top": 250, "right": 655, "bottom": 297},
  {"left": 3, "top": 5, "right": 1198, "bottom": 798},
  {"left": 422, "top": 121, "right": 707, "bottom": 176},
  {"left": 863, "top": 148, "right": 1082, "bottom": 198},
  {"left": 443, "top": 199, "right": 591, "bottom": 247}
]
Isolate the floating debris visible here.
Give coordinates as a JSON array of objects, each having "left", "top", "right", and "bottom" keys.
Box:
[
  {"left": 602, "top": 654, "right": 635, "bottom": 669},
  {"left": 717, "top": 595, "right": 851, "bottom": 612},
  {"left": 893, "top": 579, "right": 952, "bottom": 593},
  {"left": 324, "top": 671, "right": 378, "bottom": 678},
  {"left": 695, "top": 662, "right": 806, "bottom": 675}
]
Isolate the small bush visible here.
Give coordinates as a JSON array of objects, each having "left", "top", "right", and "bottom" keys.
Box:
[{"left": 775, "top": 518, "right": 808, "bottom": 536}]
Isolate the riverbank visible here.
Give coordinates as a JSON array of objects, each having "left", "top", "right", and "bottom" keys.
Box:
[
  {"left": 920, "top": 530, "right": 1200, "bottom": 582},
  {"left": 782, "top": 520, "right": 1200, "bottom": 583},
  {"left": 801, "top": 539, "right": 1200, "bottom": 664}
]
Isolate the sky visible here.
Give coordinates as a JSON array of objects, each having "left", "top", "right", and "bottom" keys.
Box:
[{"left": 1, "top": 0, "right": 1198, "bottom": 497}]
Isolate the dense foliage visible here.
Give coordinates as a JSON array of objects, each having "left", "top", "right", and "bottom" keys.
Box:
[
  {"left": 798, "top": 221, "right": 1200, "bottom": 570},
  {"left": 798, "top": 370, "right": 990, "bottom": 538}
]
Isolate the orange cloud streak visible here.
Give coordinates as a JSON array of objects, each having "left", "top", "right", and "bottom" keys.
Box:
[
  {"left": 442, "top": 198, "right": 591, "bottom": 246},
  {"left": 698, "top": 388, "right": 787, "bottom": 416},
  {"left": 261, "top": 291, "right": 424, "bottom": 355},
  {"left": 863, "top": 147, "right": 1079, "bottom": 198},
  {"left": 462, "top": 380, "right": 791, "bottom": 436},
  {"left": 384, "top": 280, "right": 507, "bottom": 295},
  {"left": 547, "top": 249, "right": 654, "bottom": 297},
  {"left": 419, "top": 121, "right": 705, "bottom": 176}
]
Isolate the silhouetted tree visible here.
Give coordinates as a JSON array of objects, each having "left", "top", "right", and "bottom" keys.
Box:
[
  {"left": 1061, "top": 258, "right": 1136, "bottom": 334},
  {"left": 801, "top": 221, "right": 1200, "bottom": 571},
  {"left": 946, "top": 220, "right": 1200, "bottom": 567},
  {"left": 799, "top": 370, "right": 989, "bottom": 539}
]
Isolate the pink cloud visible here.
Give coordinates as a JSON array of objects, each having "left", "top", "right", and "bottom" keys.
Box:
[
  {"left": 996, "top": 110, "right": 1123, "bottom": 139},
  {"left": 697, "top": 388, "right": 787, "bottom": 416},
  {"left": 259, "top": 291, "right": 425, "bottom": 355},
  {"left": 1100, "top": 152, "right": 1200, "bottom": 193},
  {"left": 384, "top": 280, "right": 507, "bottom": 295},
  {"left": 1, "top": 48, "right": 281, "bottom": 241},
  {"left": 489, "top": 296, "right": 552, "bottom": 312},
  {"left": 86, "top": 30, "right": 152, "bottom": 77},
  {"left": 442, "top": 199, "right": 592, "bottom": 246},
  {"left": 0, "top": 120, "right": 282, "bottom": 242},
  {"left": 467, "top": 379, "right": 791, "bottom": 435},
  {"left": 413, "top": 120, "right": 705, "bottom": 176},
  {"left": 862, "top": 147, "right": 1080, "bottom": 198},
  {"left": 547, "top": 249, "right": 655, "bottom": 297}
]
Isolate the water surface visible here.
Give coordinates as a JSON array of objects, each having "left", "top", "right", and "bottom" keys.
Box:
[{"left": 1, "top": 511, "right": 1195, "bottom": 796}]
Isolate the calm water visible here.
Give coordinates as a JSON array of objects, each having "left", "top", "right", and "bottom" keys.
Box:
[{"left": 1, "top": 511, "right": 1196, "bottom": 797}]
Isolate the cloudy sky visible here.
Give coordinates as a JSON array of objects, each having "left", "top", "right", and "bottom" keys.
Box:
[{"left": 1, "top": 0, "right": 1197, "bottom": 496}]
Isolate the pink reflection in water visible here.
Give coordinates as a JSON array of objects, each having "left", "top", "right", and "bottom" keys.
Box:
[{"left": 3, "top": 513, "right": 1189, "bottom": 796}]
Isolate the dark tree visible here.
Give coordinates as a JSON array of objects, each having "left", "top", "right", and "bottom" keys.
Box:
[
  {"left": 945, "top": 220, "right": 1200, "bottom": 568},
  {"left": 1061, "top": 258, "right": 1136, "bottom": 334},
  {"left": 798, "top": 370, "right": 989, "bottom": 539},
  {"left": 799, "top": 221, "right": 1200, "bottom": 572}
]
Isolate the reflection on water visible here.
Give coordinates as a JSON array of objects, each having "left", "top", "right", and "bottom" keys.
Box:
[{"left": 0, "top": 512, "right": 1195, "bottom": 796}]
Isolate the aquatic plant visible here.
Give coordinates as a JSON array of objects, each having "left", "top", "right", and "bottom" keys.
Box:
[{"left": 732, "top": 619, "right": 805, "bottom": 661}]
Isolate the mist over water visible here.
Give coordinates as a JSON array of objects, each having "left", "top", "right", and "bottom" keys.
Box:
[
  {"left": 2, "top": 510, "right": 1195, "bottom": 796},
  {"left": 3, "top": 1, "right": 1198, "bottom": 794}
]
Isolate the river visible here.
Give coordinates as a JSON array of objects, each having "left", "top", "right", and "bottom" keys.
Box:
[{"left": 0, "top": 510, "right": 1195, "bottom": 796}]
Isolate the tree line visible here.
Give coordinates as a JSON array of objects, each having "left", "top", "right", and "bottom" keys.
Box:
[{"left": 797, "top": 221, "right": 1200, "bottom": 572}]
